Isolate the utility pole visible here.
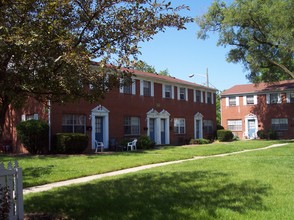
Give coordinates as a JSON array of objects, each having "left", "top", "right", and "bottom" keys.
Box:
[{"left": 206, "top": 67, "right": 209, "bottom": 87}]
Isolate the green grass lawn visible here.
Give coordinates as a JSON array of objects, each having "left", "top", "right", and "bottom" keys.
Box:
[
  {"left": 23, "top": 141, "right": 294, "bottom": 219},
  {"left": 0, "top": 140, "right": 284, "bottom": 188},
  {"left": 0, "top": 140, "right": 288, "bottom": 188}
]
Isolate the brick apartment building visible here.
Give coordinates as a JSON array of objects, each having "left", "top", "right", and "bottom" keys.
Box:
[
  {"left": 3, "top": 66, "right": 217, "bottom": 153},
  {"left": 221, "top": 80, "right": 294, "bottom": 140}
]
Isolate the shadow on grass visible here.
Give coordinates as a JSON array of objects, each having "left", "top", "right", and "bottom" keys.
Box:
[{"left": 25, "top": 170, "right": 270, "bottom": 219}]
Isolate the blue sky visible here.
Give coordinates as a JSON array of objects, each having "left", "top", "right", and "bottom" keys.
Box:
[{"left": 137, "top": 0, "right": 250, "bottom": 91}]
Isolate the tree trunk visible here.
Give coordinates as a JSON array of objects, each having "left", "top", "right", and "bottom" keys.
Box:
[{"left": 0, "top": 96, "right": 10, "bottom": 142}]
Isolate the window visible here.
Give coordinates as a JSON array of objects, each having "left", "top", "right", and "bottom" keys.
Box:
[
  {"left": 164, "top": 85, "right": 172, "bottom": 98},
  {"left": 195, "top": 90, "right": 202, "bottom": 102},
  {"left": 143, "top": 81, "right": 151, "bottom": 96},
  {"left": 21, "top": 114, "right": 38, "bottom": 121},
  {"left": 179, "top": 87, "right": 187, "bottom": 100},
  {"left": 62, "top": 114, "right": 86, "bottom": 133},
  {"left": 270, "top": 93, "right": 279, "bottom": 104},
  {"left": 227, "top": 120, "right": 242, "bottom": 131},
  {"left": 124, "top": 117, "right": 140, "bottom": 135},
  {"left": 207, "top": 92, "right": 212, "bottom": 104},
  {"left": 174, "top": 118, "right": 185, "bottom": 134},
  {"left": 229, "top": 96, "right": 236, "bottom": 106},
  {"left": 271, "top": 118, "right": 288, "bottom": 130},
  {"left": 246, "top": 95, "right": 254, "bottom": 105},
  {"left": 203, "top": 120, "right": 214, "bottom": 135},
  {"left": 290, "top": 92, "right": 294, "bottom": 103}
]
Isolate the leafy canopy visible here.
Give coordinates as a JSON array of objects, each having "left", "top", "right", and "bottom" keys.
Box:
[
  {"left": 196, "top": 0, "right": 294, "bottom": 83},
  {"left": 0, "top": 0, "right": 192, "bottom": 135}
]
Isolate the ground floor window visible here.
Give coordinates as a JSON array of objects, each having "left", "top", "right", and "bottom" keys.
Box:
[
  {"left": 174, "top": 118, "right": 185, "bottom": 134},
  {"left": 227, "top": 120, "right": 242, "bottom": 131},
  {"left": 62, "top": 114, "right": 86, "bottom": 133},
  {"left": 203, "top": 120, "right": 214, "bottom": 135},
  {"left": 271, "top": 118, "right": 288, "bottom": 130},
  {"left": 124, "top": 117, "right": 140, "bottom": 135}
]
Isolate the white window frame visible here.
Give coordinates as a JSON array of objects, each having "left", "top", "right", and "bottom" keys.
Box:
[
  {"left": 120, "top": 78, "right": 136, "bottom": 95},
  {"left": 178, "top": 87, "right": 188, "bottom": 101},
  {"left": 124, "top": 116, "right": 140, "bottom": 135},
  {"left": 271, "top": 118, "right": 288, "bottom": 131},
  {"left": 227, "top": 96, "right": 239, "bottom": 106},
  {"left": 286, "top": 91, "right": 294, "bottom": 103},
  {"left": 162, "top": 84, "right": 174, "bottom": 99},
  {"left": 266, "top": 93, "right": 281, "bottom": 104},
  {"left": 140, "top": 80, "right": 154, "bottom": 97},
  {"left": 62, "top": 114, "right": 86, "bottom": 133},
  {"left": 174, "top": 118, "right": 186, "bottom": 134},
  {"left": 194, "top": 90, "right": 202, "bottom": 103},
  {"left": 227, "top": 120, "right": 242, "bottom": 131}
]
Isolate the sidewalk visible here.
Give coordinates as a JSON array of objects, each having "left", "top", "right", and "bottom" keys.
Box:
[{"left": 23, "top": 143, "right": 289, "bottom": 195}]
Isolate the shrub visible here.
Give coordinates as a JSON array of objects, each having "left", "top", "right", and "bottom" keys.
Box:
[
  {"left": 268, "top": 130, "right": 278, "bottom": 140},
  {"left": 217, "top": 124, "right": 224, "bottom": 130},
  {"left": 257, "top": 130, "right": 268, "bottom": 139},
  {"left": 54, "top": 133, "right": 88, "bottom": 154},
  {"left": 137, "top": 136, "right": 155, "bottom": 149},
  {"left": 217, "top": 130, "right": 234, "bottom": 142},
  {"left": 189, "top": 138, "right": 211, "bottom": 145},
  {"left": 16, "top": 120, "right": 49, "bottom": 154},
  {"left": 0, "top": 185, "right": 10, "bottom": 219}
]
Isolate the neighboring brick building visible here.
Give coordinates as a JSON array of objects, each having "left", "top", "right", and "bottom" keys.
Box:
[
  {"left": 221, "top": 80, "right": 294, "bottom": 139},
  {"left": 3, "top": 66, "right": 217, "bottom": 153}
]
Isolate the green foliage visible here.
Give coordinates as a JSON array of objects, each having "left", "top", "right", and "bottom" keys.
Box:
[
  {"left": 54, "top": 133, "right": 88, "bottom": 154},
  {"left": 217, "top": 130, "right": 234, "bottom": 142},
  {"left": 133, "top": 60, "right": 157, "bottom": 73},
  {"left": 216, "top": 124, "right": 224, "bottom": 130},
  {"left": 0, "top": 0, "right": 192, "bottom": 139},
  {"left": 137, "top": 136, "right": 155, "bottom": 149},
  {"left": 16, "top": 120, "right": 48, "bottom": 154},
  {"left": 257, "top": 130, "right": 268, "bottom": 139},
  {"left": 189, "top": 138, "right": 211, "bottom": 145},
  {"left": 257, "top": 129, "right": 278, "bottom": 140},
  {"left": 196, "top": 0, "right": 294, "bottom": 82},
  {"left": 0, "top": 185, "right": 10, "bottom": 219}
]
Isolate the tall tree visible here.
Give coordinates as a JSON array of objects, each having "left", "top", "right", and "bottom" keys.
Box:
[
  {"left": 133, "top": 60, "right": 157, "bottom": 73},
  {"left": 0, "top": 0, "right": 192, "bottom": 138},
  {"left": 196, "top": 0, "right": 294, "bottom": 83}
]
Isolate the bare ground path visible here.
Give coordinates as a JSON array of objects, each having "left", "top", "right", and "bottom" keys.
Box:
[{"left": 23, "top": 143, "right": 289, "bottom": 195}]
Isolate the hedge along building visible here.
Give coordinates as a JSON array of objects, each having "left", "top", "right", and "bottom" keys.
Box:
[{"left": 3, "top": 64, "right": 217, "bottom": 153}]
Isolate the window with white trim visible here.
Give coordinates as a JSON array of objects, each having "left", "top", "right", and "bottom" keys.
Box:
[
  {"left": 163, "top": 85, "right": 173, "bottom": 99},
  {"left": 179, "top": 87, "right": 187, "bottom": 100},
  {"left": 124, "top": 117, "right": 140, "bottom": 135},
  {"left": 174, "top": 118, "right": 185, "bottom": 134},
  {"left": 246, "top": 95, "right": 254, "bottom": 105},
  {"left": 62, "top": 114, "right": 86, "bottom": 133},
  {"left": 271, "top": 118, "right": 288, "bottom": 131},
  {"left": 143, "top": 81, "right": 151, "bottom": 96},
  {"left": 203, "top": 120, "right": 214, "bottom": 135},
  {"left": 290, "top": 92, "right": 294, "bottom": 103},
  {"left": 207, "top": 92, "right": 212, "bottom": 104},
  {"left": 229, "top": 96, "right": 236, "bottom": 106},
  {"left": 227, "top": 120, "right": 242, "bottom": 131},
  {"left": 195, "top": 90, "right": 202, "bottom": 102}
]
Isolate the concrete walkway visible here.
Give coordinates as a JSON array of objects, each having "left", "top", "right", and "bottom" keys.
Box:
[{"left": 23, "top": 143, "right": 289, "bottom": 195}]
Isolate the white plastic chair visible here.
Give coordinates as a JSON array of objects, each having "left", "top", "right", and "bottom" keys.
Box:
[
  {"left": 127, "top": 139, "right": 137, "bottom": 151},
  {"left": 95, "top": 140, "right": 104, "bottom": 153}
]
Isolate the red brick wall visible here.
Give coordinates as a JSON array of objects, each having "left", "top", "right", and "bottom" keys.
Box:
[{"left": 221, "top": 93, "right": 294, "bottom": 139}]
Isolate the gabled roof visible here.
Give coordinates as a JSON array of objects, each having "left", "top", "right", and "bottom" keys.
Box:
[
  {"left": 221, "top": 80, "right": 294, "bottom": 96},
  {"left": 90, "top": 61, "right": 217, "bottom": 91},
  {"left": 124, "top": 68, "right": 216, "bottom": 91}
]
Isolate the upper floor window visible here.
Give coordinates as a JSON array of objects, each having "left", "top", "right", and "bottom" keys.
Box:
[
  {"left": 21, "top": 114, "right": 39, "bottom": 121},
  {"left": 206, "top": 92, "right": 212, "bottom": 104},
  {"left": 195, "top": 90, "right": 202, "bottom": 102},
  {"left": 124, "top": 117, "right": 140, "bottom": 135},
  {"left": 229, "top": 96, "right": 236, "bottom": 106},
  {"left": 163, "top": 85, "right": 173, "bottom": 99},
  {"left": 287, "top": 91, "right": 294, "bottom": 103},
  {"left": 178, "top": 87, "right": 187, "bottom": 101},
  {"left": 267, "top": 93, "right": 281, "bottom": 104},
  {"left": 271, "top": 118, "right": 288, "bottom": 130},
  {"left": 246, "top": 95, "right": 254, "bottom": 105},
  {"left": 227, "top": 120, "right": 242, "bottom": 131},
  {"left": 174, "top": 118, "right": 185, "bottom": 134},
  {"left": 120, "top": 78, "right": 136, "bottom": 95},
  {"left": 140, "top": 80, "right": 154, "bottom": 97},
  {"left": 62, "top": 114, "right": 86, "bottom": 133}
]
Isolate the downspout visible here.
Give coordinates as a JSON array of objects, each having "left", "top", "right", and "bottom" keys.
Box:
[{"left": 48, "top": 100, "right": 51, "bottom": 152}]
